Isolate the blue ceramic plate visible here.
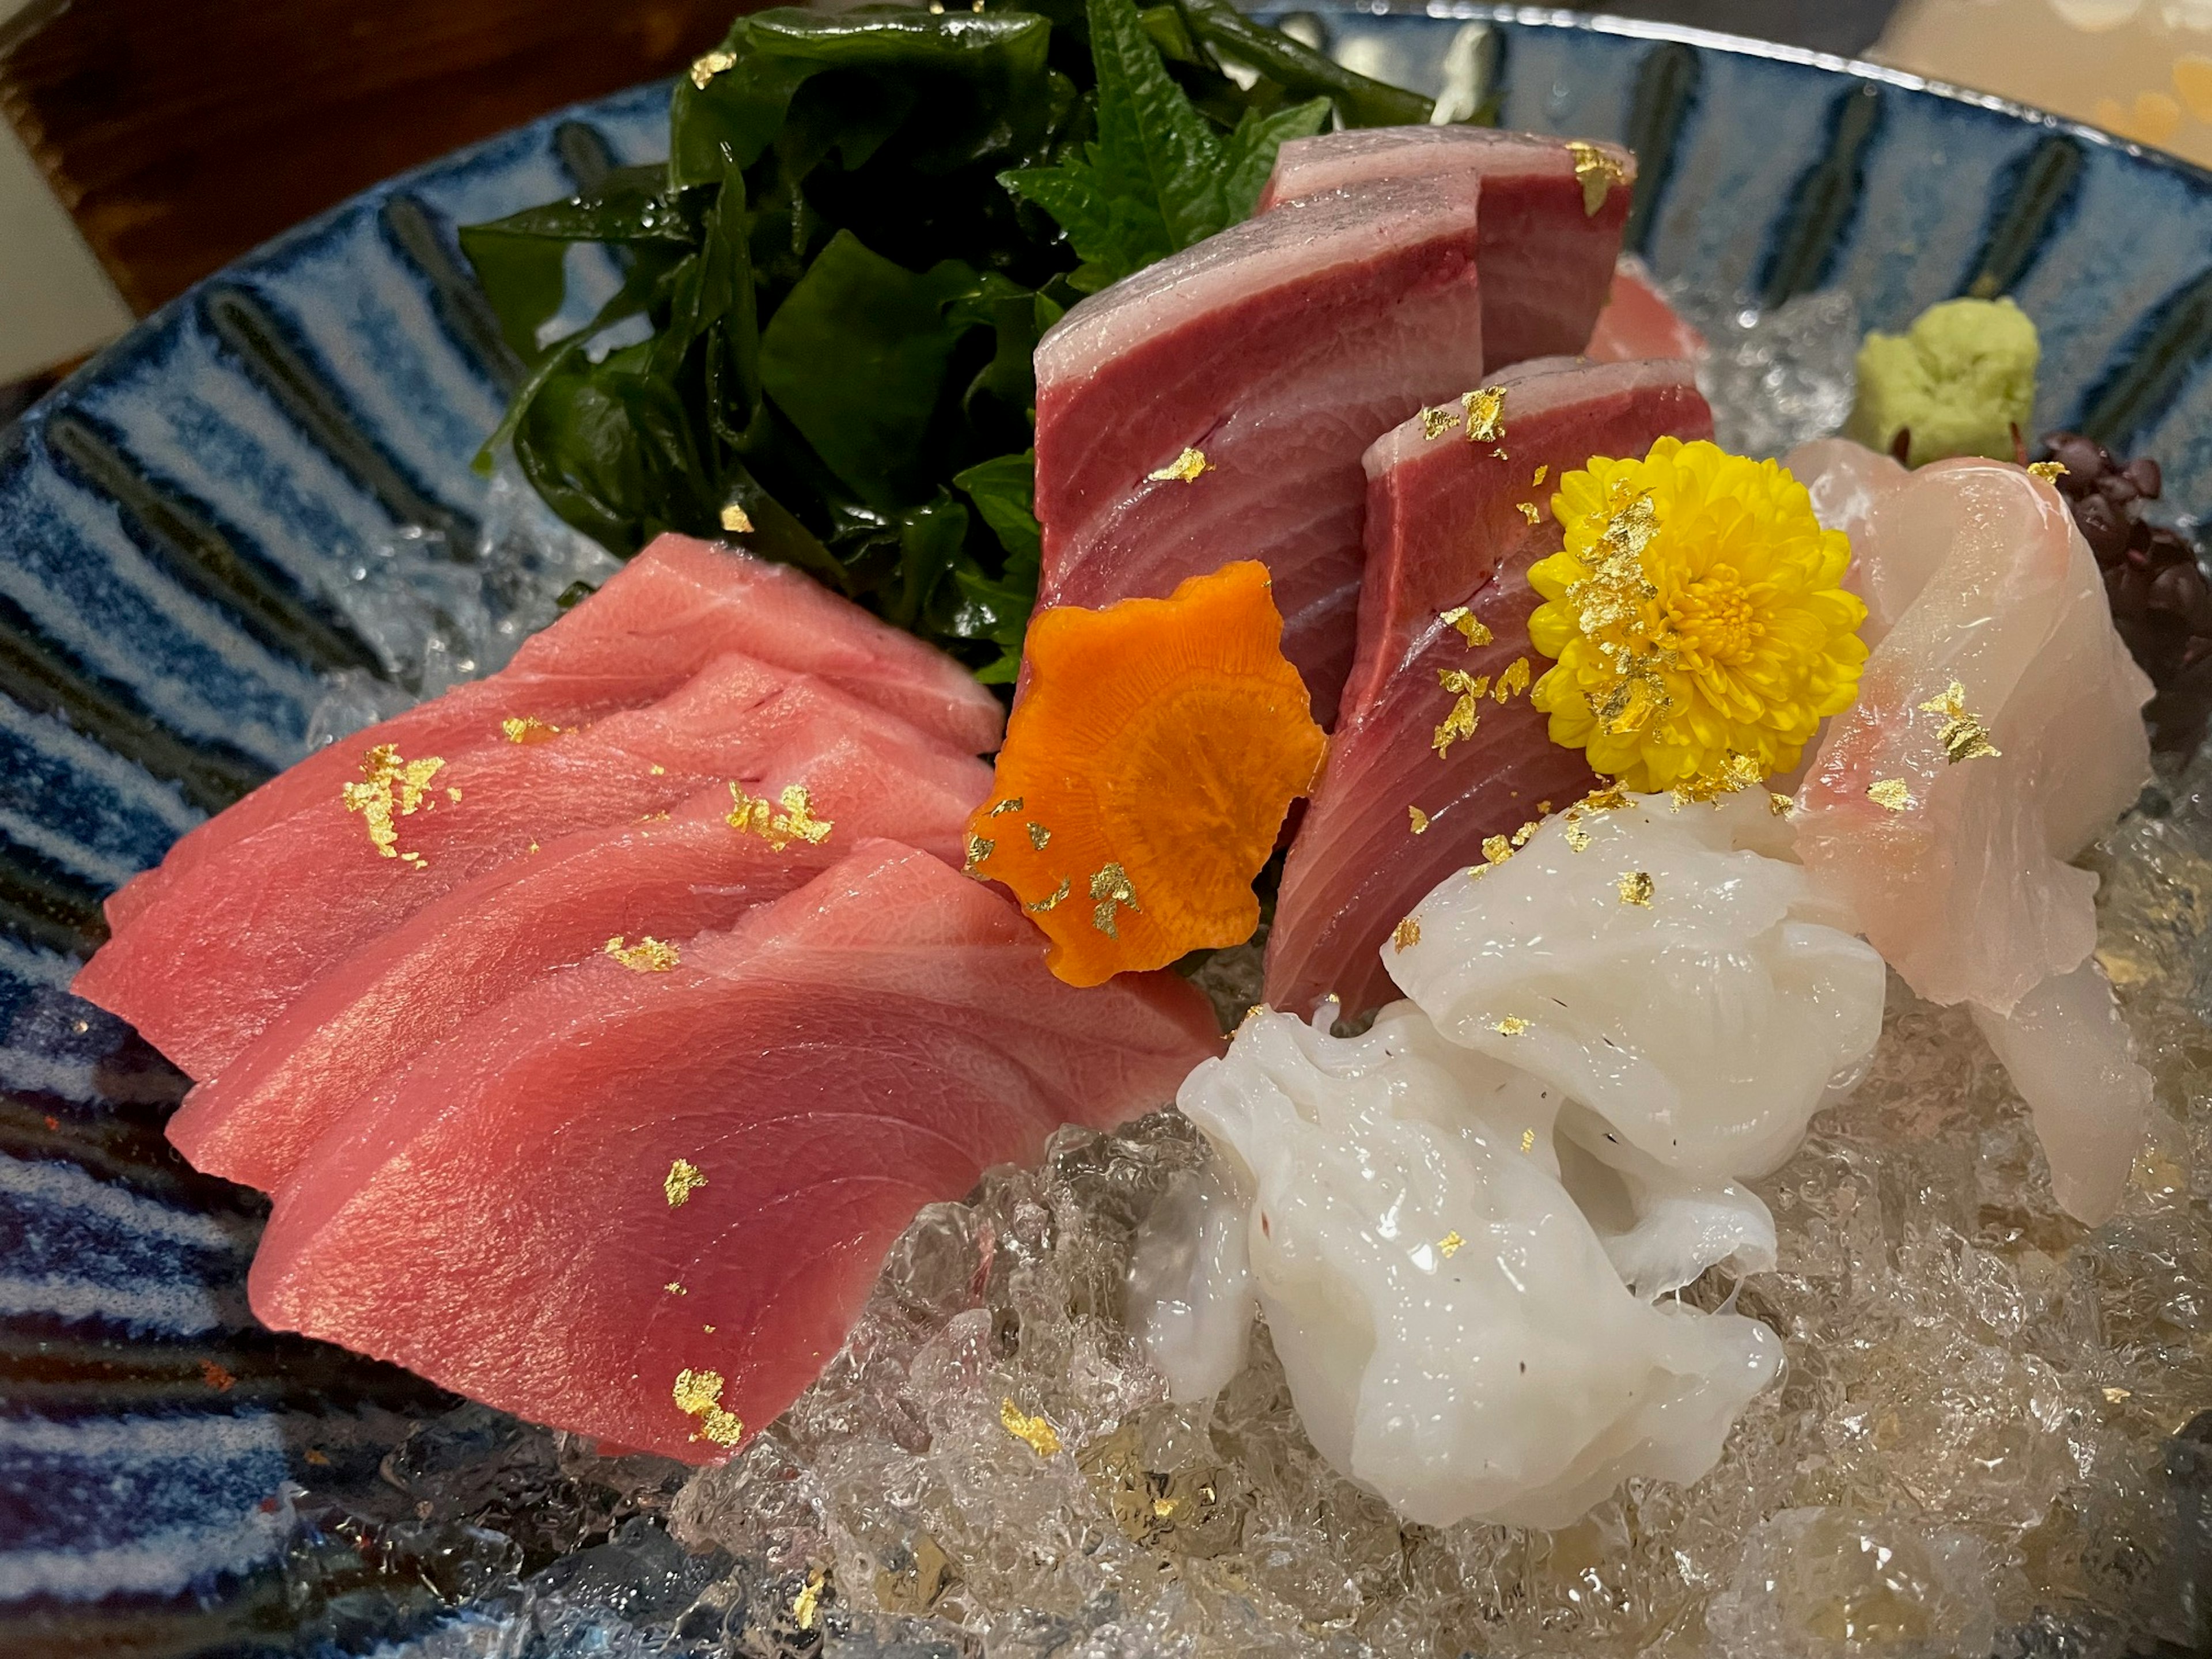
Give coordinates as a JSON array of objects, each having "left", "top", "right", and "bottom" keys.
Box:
[{"left": 6, "top": 7, "right": 2212, "bottom": 1650}]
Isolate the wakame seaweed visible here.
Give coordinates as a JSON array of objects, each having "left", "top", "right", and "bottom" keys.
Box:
[{"left": 463, "top": 0, "right": 1430, "bottom": 679}]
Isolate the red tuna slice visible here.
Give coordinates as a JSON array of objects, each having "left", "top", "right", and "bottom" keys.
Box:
[
  {"left": 247, "top": 840, "right": 1223, "bottom": 1461},
  {"left": 1266, "top": 358, "right": 1712, "bottom": 1019},
  {"left": 74, "top": 653, "right": 991, "bottom": 1081},
  {"left": 1256, "top": 127, "right": 1633, "bottom": 372},
  {"left": 164, "top": 737, "right": 986, "bottom": 1195},
  {"left": 101, "top": 534, "right": 1003, "bottom": 934},
  {"left": 1584, "top": 256, "right": 1706, "bottom": 363},
  {"left": 1031, "top": 175, "right": 1486, "bottom": 726}
]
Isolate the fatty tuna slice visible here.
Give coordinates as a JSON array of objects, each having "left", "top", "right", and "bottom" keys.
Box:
[
  {"left": 1266, "top": 358, "right": 1713, "bottom": 1019},
  {"left": 164, "top": 741, "right": 986, "bottom": 1195},
  {"left": 104, "top": 535, "right": 1005, "bottom": 931},
  {"left": 248, "top": 841, "right": 1224, "bottom": 1461},
  {"left": 1584, "top": 256, "right": 1706, "bottom": 363},
  {"left": 1256, "top": 126, "right": 1633, "bottom": 371},
  {"left": 1032, "top": 175, "right": 1487, "bottom": 725},
  {"left": 74, "top": 653, "right": 992, "bottom": 1080}
]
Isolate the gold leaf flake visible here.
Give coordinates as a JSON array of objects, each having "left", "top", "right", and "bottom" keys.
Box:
[
  {"left": 502, "top": 716, "right": 560, "bottom": 745},
  {"left": 1392, "top": 916, "right": 1421, "bottom": 950},
  {"left": 1510, "top": 819, "right": 1540, "bottom": 847},
  {"left": 1461, "top": 386, "right": 1506, "bottom": 443},
  {"left": 690, "top": 50, "right": 737, "bottom": 88},
  {"left": 1584, "top": 781, "right": 1630, "bottom": 812},
  {"left": 607, "top": 934, "right": 680, "bottom": 972},
  {"left": 1617, "top": 869, "right": 1654, "bottom": 907},
  {"left": 1001, "top": 1399, "right": 1062, "bottom": 1457},
  {"left": 793, "top": 1570, "right": 827, "bottom": 1631},
  {"left": 446, "top": 786, "right": 462, "bottom": 803},
  {"left": 1025, "top": 878, "right": 1071, "bottom": 914},
  {"left": 2104, "top": 1386, "right": 2133, "bottom": 1404},
  {"left": 1433, "top": 668, "right": 1490, "bottom": 757},
  {"left": 665, "top": 1281, "right": 686, "bottom": 1294},
  {"left": 1563, "top": 816, "right": 1593, "bottom": 853},
  {"left": 1536, "top": 800, "right": 1554, "bottom": 815},
  {"left": 1517, "top": 501, "right": 1541, "bottom": 525},
  {"left": 340, "top": 744, "right": 446, "bottom": 861},
  {"left": 964, "top": 832, "right": 994, "bottom": 876},
  {"left": 719, "top": 503, "right": 755, "bottom": 534},
  {"left": 528, "top": 842, "right": 540, "bottom": 854},
  {"left": 665, "top": 1158, "right": 708, "bottom": 1207},
  {"left": 2027, "top": 460, "right": 2068, "bottom": 483},
  {"left": 1494, "top": 657, "right": 1531, "bottom": 702},
  {"left": 1769, "top": 791, "right": 1794, "bottom": 816},
  {"left": 1440, "top": 606, "right": 1494, "bottom": 648},
  {"left": 695, "top": 1406, "right": 744, "bottom": 1446},
  {"left": 1566, "top": 139, "right": 1628, "bottom": 215},
  {"left": 1481, "top": 834, "right": 1513, "bottom": 864},
  {"left": 1520, "top": 1127, "right": 1537, "bottom": 1154},
  {"left": 1493, "top": 446, "right": 1510, "bottom": 461},
  {"left": 649, "top": 764, "right": 666, "bottom": 777},
  {"left": 728, "top": 782, "right": 834, "bottom": 849},
  {"left": 1532, "top": 465, "right": 1549, "bottom": 488},
  {"left": 673, "top": 1367, "right": 724, "bottom": 1415},
  {"left": 1419, "top": 405, "right": 1463, "bottom": 441},
  {"left": 1408, "top": 805, "right": 1431, "bottom": 835},
  {"left": 1494, "top": 1015, "right": 1531, "bottom": 1035},
  {"left": 1090, "top": 862, "right": 1139, "bottom": 937},
  {"left": 1438, "top": 1230, "right": 1464, "bottom": 1257},
  {"left": 1147, "top": 447, "right": 1211, "bottom": 484},
  {"left": 1672, "top": 751, "right": 1763, "bottom": 805},
  {"left": 1916, "top": 680, "right": 2002, "bottom": 763},
  {"left": 1027, "top": 821, "right": 1051, "bottom": 850},
  {"left": 988, "top": 797, "right": 1025, "bottom": 816},
  {"left": 1868, "top": 778, "right": 1916, "bottom": 812}
]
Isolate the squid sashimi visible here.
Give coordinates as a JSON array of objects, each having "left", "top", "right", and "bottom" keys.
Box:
[
  {"left": 1265, "top": 357, "right": 1711, "bottom": 1018},
  {"left": 1789, "top": 454, "right": 2154, "bottom": 1221},
  {"left": 1584, "top": 256, "right": 1706, "bottom": 364},
  {"left": 248, "top": 842, "right": 1222, "bottom": 1462},
  {"left": 165, "top": 739, "right": 988, "bottom": 1195},
  {"left": 1255, "top": 126, "right": 1633, "bottom": 370},
  {"left": 1388, "top": 789, "right": 1887, "bottom": 1183},
  {"left": 104, "top": 534, "right": 1005, "bottom": 933},
  {"left": 74, "top": 654, "right": 985, "bottom": 1080},
  {"left": 1793, "top": 460, "right": 2151, "bottom": 1013},
  {"left": 1167, "top": 1003, "right": 1780, "bottom": 1529},
  {"left": 1031, "top": 174, "right": 1486, "bottom": 724}
]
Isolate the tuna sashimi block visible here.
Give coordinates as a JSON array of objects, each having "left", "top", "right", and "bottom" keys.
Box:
[
  {"left": 1256, "top": 126, "right": 1633, "bottom": 372},
  {"left": 165, "top": 736, "right": 987, "bottom": 1195},
  {"left": 248, "top": 842, "right": 1224, "bottom": 1462},
  {"left": 1794, "top": 460, "right": 2152, "bottom": 1015},
  {"left": 1032, "top": 174, "right": 1487, "bottom": 726},
  {"left": 1583, "top": 256, "right": 1706, "bottom": 365},
  {"left": 74, "top": 653, "right": 991, "bottom": 1080},
  {"left": 1267, "top": 359, "right": 1712, "bottom": 1018},
  {"left": 105, "top": 535, "right": 1005, "bottom": 932}
]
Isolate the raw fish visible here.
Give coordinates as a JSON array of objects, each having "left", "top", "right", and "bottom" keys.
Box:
[
  {"left": 1255, "top": 126, "right": 1633, "bottom": 370},
  {"left": 1793, "top": 461, "right": 2152, "bottom": 1014},
  {"left": 1128, "top": 1158, "right": 1254, "bottom": 1403},
  {"left": 1031, "top": 175, "right": 1487, "bottom": 724},
  {"left": 1388, "top": 790, "right": 1887, "bottom": 1183},
  {"left": 1169, "top": 1003, "right": 1780, "bottom": 1529},
  {"left": 248, "top": 842, "right": 1222, "bottom": 1462},
  {"left": 1784, "top": 437, "right": 1915, "bottom": 645},
  {"left": 1583, "top": 256, "right": 1707, "bottom": 363},
  {"left": 74, "top": 654, "right": 988, "bottom": 1080},
  {"left": 165, "top": 739, "right": 987, "bottom": 1194},
  {"left": 1265, "top": 358, "right": 1711, "bottom": 1018},
  {"left": 1969, "top": 959, "right": 2153, "bottom": 1226},
  {"left": 104, "top": 535, "right": 1004, "bottom": 931}
]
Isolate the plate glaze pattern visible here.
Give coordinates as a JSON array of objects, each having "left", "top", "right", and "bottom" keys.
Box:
[{"left": 2, "top": 10, "right": 2210, "bottom": 1651}]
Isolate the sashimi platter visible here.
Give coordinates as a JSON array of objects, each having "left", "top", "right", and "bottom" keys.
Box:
[{"left": 56, "top": 1, "right": 2212, "bottom": 1652}]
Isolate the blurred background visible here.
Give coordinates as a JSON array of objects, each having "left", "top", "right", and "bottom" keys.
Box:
[{"left": 0, "top": 0, "right": 2205, "bottom": 419}]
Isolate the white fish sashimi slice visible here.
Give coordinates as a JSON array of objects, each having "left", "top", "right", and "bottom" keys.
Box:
[
  {"left": 1794, "top": 460, "right": 2152, "bottom": 1016},
  {"left": 1784, "top": 437, "right": 1916, "bottom": 646},
  {"left": 1554, "top": 1103, "right": 1777, "bottom": 1300},
  {"left": 1969, "top": 959, "right": 2153, "bottom": 1226},
  {"left": 1388, "top": 790, "right": 1887, "bottom": 1183},
  {"left": 1169, "top": 1005, "right": 1778, "bottom": 1530}
]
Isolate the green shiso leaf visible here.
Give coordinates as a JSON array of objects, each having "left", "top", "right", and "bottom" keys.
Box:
[{"left": 461, "top": 0, "right": 1424, "bottom": 679}]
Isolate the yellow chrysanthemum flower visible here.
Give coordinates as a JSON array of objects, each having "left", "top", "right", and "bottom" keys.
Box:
[{"left": 1527, "top": 437, "right": 1867, "bottom": 793}]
